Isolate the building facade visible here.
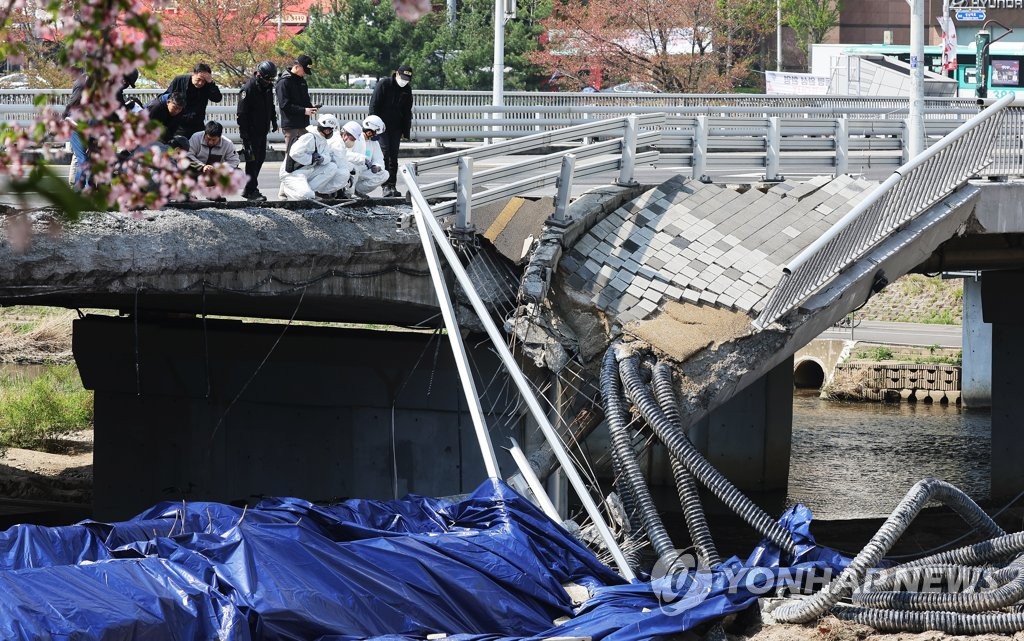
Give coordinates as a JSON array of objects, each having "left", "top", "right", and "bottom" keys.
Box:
[{"left": 838, "top": 0, "right": 1024, "bottom": 47}]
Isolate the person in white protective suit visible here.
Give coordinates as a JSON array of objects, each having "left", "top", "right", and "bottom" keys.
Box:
[
  {"left": 278, "top": 113, "right": 350, "bottom": 200},
  {"left": 352, "top": 115, "right": 390, "bottom": 197}
]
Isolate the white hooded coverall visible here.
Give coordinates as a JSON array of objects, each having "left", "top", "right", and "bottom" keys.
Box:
[
  {"left": 352, "top": 136, "right": 389, "bottom": 196},
  {"left": 278, "top": 130, "right": 350, "bottom": 200}
]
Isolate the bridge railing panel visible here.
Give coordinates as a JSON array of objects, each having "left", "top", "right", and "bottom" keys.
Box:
[
  {"left": 754, "top": 95, "right": 1015, "bottom": 330},
  {"left": 404, "top": 113, "right": 663, "bottom": 226}
]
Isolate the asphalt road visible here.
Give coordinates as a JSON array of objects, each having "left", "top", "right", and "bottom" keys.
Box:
[{"left": 818, "top": 320, "right": 962, "bottom": 348}]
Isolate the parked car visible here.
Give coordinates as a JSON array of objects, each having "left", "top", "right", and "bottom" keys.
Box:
[
  {"left": 347, "top": 76, "right": 378, "bottom": 90},
  {"left": 0, "top": 73, "right": 50, "bottom": 89},
  {"left": 603, "top": 81, "right": 661, "bottom": 93}
]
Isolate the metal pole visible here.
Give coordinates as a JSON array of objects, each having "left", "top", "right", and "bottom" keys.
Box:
[
  {"left": 493, "top": 0, "right": 505, "bottom": 109},
  {"left": 909, "top": 0, "right": 925, "bottom": 157},
  {"left": 507, "top": 437, "right": 561, "bottom": 521},
  {"left": 776, "top": 0, "right": 782, "bottom": 72},
  {"left": 408, "top": 199, "right": 502, "bottom": 481},
  {"left": 402, "top": 166, "right": 637, "bottom": 582}
]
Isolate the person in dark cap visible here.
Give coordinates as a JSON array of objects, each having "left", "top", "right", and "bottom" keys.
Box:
[
  {"left": 276, "top": 54, "right": 319, "bottom": 154},
  {"left": 369, "top": 63, "right": 413, "bottom": 197}
]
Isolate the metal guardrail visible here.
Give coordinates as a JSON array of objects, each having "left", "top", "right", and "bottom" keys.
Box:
[
  {"left": 403, "top": 113, "right": 662, "bottom": 228},
  {"left": 2, "top": 88, "right": 982, "bottom": 147},
  {"left": 6, "top": 89, "right": 992, "bottom": 181},
  {"left": 753, "top": 95, "right": 1017, "bottom": 330}
]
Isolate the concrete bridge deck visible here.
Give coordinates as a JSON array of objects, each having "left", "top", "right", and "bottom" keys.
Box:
[{"left": 4, "top": 168, "right": 1024, "bottom": 514}]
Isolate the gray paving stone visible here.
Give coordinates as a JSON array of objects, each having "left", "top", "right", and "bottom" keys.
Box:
[
  {"left": 670, "top": 236, "right": 692, "bottom": 251},
  {"left": 698, "top": 290, "right": 718, "bottom": 305},
  {"left": 717, "top": 293, "right": 736, "bottom": 308},
  {"left": 682, "top": 288, "right": 701, "bottom": 303},
  {"left": 666, "top": 284, "right": 683, "bottom": 300}
]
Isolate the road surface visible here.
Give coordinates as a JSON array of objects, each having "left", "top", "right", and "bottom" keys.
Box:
[{"left": 819, "top": 320, "right": 961, "bottom": 348}]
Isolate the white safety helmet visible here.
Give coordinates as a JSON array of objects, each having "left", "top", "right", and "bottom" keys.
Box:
[
  {"left": 342, "top": 120, "right": 363, "bottom": 140},
  {"left": 317, "top": 114, "right": 339, "bottom": 130},
  {"left": 362, "top": 115, "right": 386, "bottom": 135}
]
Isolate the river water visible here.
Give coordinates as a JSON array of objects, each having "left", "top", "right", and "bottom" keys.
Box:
[{"left": 788, "top": 391, "right": 992, "bottom": 520}]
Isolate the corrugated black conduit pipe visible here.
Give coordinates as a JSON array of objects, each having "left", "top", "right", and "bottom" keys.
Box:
[
  {"left": 599, "top": 344, "right": 644, "bottom": 556},
  {"left": 651, "top": 362, "right": 721, "bottom": 568},
  {"left": 772, "top": 478, "right": 1005, "bottom": 626},
  {"left": 853, "top": 565, "right": 1024, "bottom": 611},
  {"left": 617, "top": 351, "right": 797, "bottom": 557},
  {"left": 600, "top": 347, "right": 677, "bottom": 568}
]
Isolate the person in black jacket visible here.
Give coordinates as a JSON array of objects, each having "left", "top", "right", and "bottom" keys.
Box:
[
  {"left": 275, "top": 54, "right": 318, "bottom": 153},
  {"left": 369, "top": 63, "right": 413, "bottom": 197},
  {"left": 146, "top": 91, "right": 187, "bottom": 145},
  {"left": 160, "top": 63, "right": 222, "bottom": 138},
  {"left": 237, "top": 61, "right": 279, "bottom": 201}
]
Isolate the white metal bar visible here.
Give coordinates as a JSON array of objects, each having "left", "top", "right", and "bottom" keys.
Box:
[
  {"left": 507, "top": 436, "right": 561, "bottom": 521},
  {"left": 456, "top": 156, "right": 473, "bottom": 232},
  {"left": 403, "top": 165, "right": 637, "bottom": 582},
  {"left": 408, "top": 195, "right": 501, "bottom": 480}
]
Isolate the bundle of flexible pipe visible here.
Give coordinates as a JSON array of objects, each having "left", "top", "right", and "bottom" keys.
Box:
[
  {"left": 600, "top": 348, "right": 678, "bottom": 570},
  {"left": 769, "top": 477, "right": 1024, "bottom": 633},
  {"left": 616, "top": 349, "right": 797, "bottom": 556}
]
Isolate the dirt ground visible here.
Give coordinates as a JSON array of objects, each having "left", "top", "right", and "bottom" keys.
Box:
[{"left": 0, "top": 429, "right": 92, "bottom": 504}]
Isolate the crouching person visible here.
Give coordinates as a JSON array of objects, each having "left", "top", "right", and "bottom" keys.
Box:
[
  {"left": 353, "top": 115, "right": 390, "bottom": 197},
  {"left": 279, "top": 114, "right": 350, "bottom": 200},
  {"left": 185, "top": 120, "right": 242, "bottom": 201}
]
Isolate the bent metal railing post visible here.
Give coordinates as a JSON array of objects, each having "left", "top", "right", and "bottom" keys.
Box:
[
  {"left": 402, "top": 163, "right": 637, "bottom": 582},
  {"left": 754, "top": 94, "right": 1017, "bottom": 330},
  {"left": 552, "top": 154, "right": 577, "bottom": 224}
]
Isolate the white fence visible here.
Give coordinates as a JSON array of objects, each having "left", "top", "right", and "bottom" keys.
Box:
[{"left": 4, "top": 89, "right": 1006, "bottom": 181}]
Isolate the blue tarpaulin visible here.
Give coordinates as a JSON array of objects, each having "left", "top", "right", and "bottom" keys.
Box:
[{"left": 0, "top": 480, "right": 849, "bottom": 640}]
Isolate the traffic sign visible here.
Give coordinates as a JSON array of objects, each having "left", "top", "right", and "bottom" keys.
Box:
[{"left": 955, "top": 9, "right": 986, "bottom": 21}]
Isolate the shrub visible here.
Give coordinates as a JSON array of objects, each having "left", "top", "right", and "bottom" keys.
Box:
[
  {"left": 856, "top": 346, "right": 894, "bottom": 361},
  {"left": 0, "top": 365, "right": 93, "bottom": 452}
]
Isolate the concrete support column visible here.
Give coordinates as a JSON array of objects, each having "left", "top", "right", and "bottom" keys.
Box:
[
  {"left": 689, "top": 356, "right": 794, "bottom": 494},
  {"left": 982, "top": 270, "right": 1024, "bottom": 502},
  {"left": 962, "top": 275, "right": 992, "bottom": 408}
]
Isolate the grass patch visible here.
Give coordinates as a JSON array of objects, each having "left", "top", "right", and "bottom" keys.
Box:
[
  {"left": 857, "top": 346, "right": 895, "bottom": 361},
  {"left": 0, "top": 364, "right": 93, "bottom": 452},
  {"left": 921, "top": 308, "right": 957, "bottom": 325}
]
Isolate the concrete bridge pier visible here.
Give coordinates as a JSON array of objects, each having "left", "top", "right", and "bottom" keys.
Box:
[
  {"left": 73, "top": 313, "right": 515, "bottom": 521},
  {"left": 981, "top": 270, "right": 1024, "bottom": 503},
  {"left": 687, "top": 356, "right": 794, "bottom": 503},
  {"left": 962, "top": 275, "right": 993, "bottom": 408}
]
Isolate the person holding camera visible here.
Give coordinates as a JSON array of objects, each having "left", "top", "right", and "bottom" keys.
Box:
[
  {"left": 237, "top": 60, "right": 279, "bottom": 202},
  {"left": 276, "top": 54, "right": 318, "bottom": 154}
]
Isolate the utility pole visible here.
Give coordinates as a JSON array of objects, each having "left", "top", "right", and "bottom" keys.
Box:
[
  {"left": 493, "top": 0, "right": 505, "bottom": 108},
  {"left": 908, "top": 0, "right": 924, "bottom": 157},
  {"left": 776, "top": 0, "right": 782, "bottom": 71}
]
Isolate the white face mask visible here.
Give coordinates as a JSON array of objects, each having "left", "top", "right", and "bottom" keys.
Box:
[
  {"left": 396, "top": 77, "right": 409, "bottom": 88},
  {"left": 343, "top": 135, "right": 356, "bottom": 149}
]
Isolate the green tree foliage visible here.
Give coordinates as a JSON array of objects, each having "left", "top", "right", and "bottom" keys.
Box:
[
  {"left": 296, "top": 0, "right": 549, "bottom": 90},
  {"left": 783, "top": 0, "right": 842, "bottom": 61},
  {"left": 719, "top": 0, "right": 776, "bottom": 84},
  {"left": 295, "top": 0, "right": 424, "bottom": 87},
  {"left": 416, "top": 0, "right": 551, "bottom": 90}
]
